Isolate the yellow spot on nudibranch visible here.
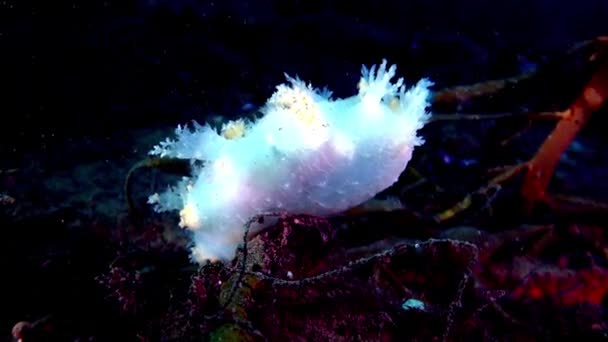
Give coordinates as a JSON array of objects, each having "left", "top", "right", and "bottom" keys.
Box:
[
  {"left": 179, "top": 201, "right": 201, "bottom": 229},
  {"left": 221, "top": 119, "right": 248, "bottom": 139},
  {"left": 269, "top": 83, "right": 325, "bottom": 129},
  {"left": 388, "top": 96, "right": 400, "bottom": 112},
  {"left": 268, "top": 82, "right": 330, "bottom": 148}
]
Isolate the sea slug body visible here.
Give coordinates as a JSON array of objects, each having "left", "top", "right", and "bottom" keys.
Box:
[{"left": 148, "top": 60, "right": 433, "bottom": 262}]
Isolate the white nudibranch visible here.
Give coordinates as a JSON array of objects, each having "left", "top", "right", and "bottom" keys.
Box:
[{"left": 148, "top": 59, "right": 433, "bottom": 263}]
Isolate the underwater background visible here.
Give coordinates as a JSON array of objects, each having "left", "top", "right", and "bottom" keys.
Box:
[{"left": 2, "top": 0, "right": 608, "bottom": 340}]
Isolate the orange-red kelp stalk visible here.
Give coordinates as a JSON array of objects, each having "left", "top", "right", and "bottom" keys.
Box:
[
  {"left": 521, "top": 48, "right": 608, "bottom": 211},
  {"left": 430, "top": 37, "right": 608, "bottom": 220}
]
